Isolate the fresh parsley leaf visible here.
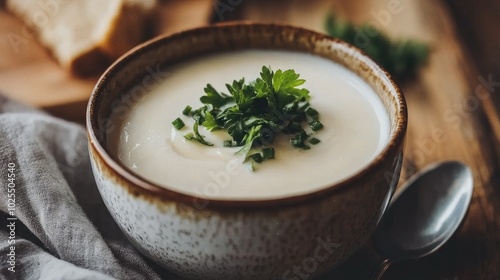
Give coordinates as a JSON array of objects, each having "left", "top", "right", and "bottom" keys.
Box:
[
  {"left": 184, "top": 123, "right": 213, "bottom": 146},
  {"left": 225, "top": 117, "right": 246, "bottom": 144},
  {"left": 200, "top": 84, "right": 232, "bottom": 107},
  {"left": 260, "top": 65, "right": 273, "bottom": 85},
  {"left": 273, "top": 69, "right": 305, "bottom": 92},
  {"left": 253, "top": 78, "right": 270, "bottom": 98},
  {"left": 236, "top": 124, "right": 262, "bottom": 160},
  {"left": 202, "top": 111, "right": 219, "bottom": 131}
]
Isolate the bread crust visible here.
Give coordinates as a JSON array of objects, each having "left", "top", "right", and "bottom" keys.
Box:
[{"left": 6, "top": 0, "right": 155, "bottom": 76}]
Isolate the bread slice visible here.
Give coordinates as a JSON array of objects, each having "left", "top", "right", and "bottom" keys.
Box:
[
  {"left": 102, "top": 0, "right": 157, "bottom": 59},
  {"left": 6, "top": 0, "right": 156, "bottom": 76}
]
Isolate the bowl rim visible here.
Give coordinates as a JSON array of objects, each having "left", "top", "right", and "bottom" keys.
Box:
[{"left": 86, "top": 22, "right": 407, "bottom": 210}]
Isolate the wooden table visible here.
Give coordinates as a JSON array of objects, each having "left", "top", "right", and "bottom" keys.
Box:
[{"left": 1, "top": 0, "right": 499, "bottom": 279}]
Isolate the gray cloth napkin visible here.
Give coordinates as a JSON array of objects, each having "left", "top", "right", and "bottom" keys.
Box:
[{"left": 0, "top": 95, "right": 175, "bottom": 280}]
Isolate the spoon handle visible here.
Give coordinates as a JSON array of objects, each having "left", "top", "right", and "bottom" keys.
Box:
[{"left": 372, "top": 259, "right": 393, "bottom": 280}]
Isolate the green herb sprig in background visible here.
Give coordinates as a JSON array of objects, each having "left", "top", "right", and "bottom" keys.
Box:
[
  {"left": 172, "top": 66, "right": 323, "bottom": 168},
  {"left": 325, "top": 14, "right": 429, "bottom": 82}
]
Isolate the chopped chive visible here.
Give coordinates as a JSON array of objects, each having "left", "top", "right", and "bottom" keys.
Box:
[
  {"left": 283, "top": 122, "right": 302, "bottom": 134},
  {"left": 250, "top": 153, "right": 263, "bottom": 163},
  {"left": 291, "top": 138, "right": 302, "bottom": 147},
  {"left": 182, "top": 105, "right": 192, "bottom": 116},
  {"left": 262, "top": 147, "right": 275, "bottom": 160},
  {"left": 172, "top": 118, "right": 185, "bottom": 130},
  {"left": 291, "top": 138, "right": 305, "bottom": 148},
  {"left": 298, "top": 130, "right": 309, "bottom": 141},
  {"left": 183, "top": 132, "right": 195, "bottom": 140},
  {"left": 309, "top": 120, "right": 324, "bottom": 131},
  {"left": 305, "top": 107, "right": 319, "bottom": 118},
  {"left": 310, "top": 137, "right": 321, "bottom": 145},
  {"left": 291, "top": 130, "right": 311, "bottom": 149}
]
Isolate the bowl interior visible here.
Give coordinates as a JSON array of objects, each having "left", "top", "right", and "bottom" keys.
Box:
[{"left": 87, "top": 23, "right": 406, "bottom": 206}]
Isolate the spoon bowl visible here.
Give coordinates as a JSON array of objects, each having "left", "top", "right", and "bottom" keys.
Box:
[{"left": 373, "top": 161, "right": 473, "bottom": 261}]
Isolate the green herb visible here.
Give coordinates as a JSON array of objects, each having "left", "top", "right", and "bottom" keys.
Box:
[
  {"left": 223, "top": 140, "right": 234, "bottom": 147},
  {"left": 250, "top": 153, "right": 264, "bottom": 163},
  {"left": 235, "top": 124, "right": 263, "bottom": 160},
  {"left": 290, "top": 130, "right": 310, "bottom": 150},
  {"left": 309, "top": 120, "right": 324, "bottom": 131},
  {"left": 182, "top": 105, "right": 192, "bottom": 116},
  {"left": 310, "top": 137, "right": 321, "bottom": 145},
  {"left": 172, "top": 118, "right": 185, "bottom": 130},
  {"left": 183, "top": 123, "right": 213, "bottom": 146},
  {"left": 175, "top": 66, "right": 324, "bottom": 166},
  {"left": 202, "top": 111, "right": 219, "bottom": 131},
  {"left": 305, "top": 107, "right": 319, "bottom": 119},
  {"left": 262, "top": 147, "right": 275, "bottom": 160},
  {"left": 325, "top": 14, "right": 429, "bottom": 82}
]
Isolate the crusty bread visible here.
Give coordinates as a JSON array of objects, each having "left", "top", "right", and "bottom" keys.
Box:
[{"left": 6, "top": 0, "right": 156, "bottom": 76}]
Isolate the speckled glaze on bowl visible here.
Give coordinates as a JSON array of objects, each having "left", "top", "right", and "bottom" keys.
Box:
[{"left": 86, "top": 23, "right": 407, "bottom": 280}]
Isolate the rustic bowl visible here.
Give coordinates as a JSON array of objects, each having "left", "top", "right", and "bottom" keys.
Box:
[{"left": 86, "top": 23, "right": 407, "bottom": 280}]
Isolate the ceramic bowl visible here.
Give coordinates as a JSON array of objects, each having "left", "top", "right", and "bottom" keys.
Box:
[{"left": 86, "top": 23, "right": 407, "bottom": 280}]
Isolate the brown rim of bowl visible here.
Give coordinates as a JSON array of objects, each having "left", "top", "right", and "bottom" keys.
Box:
[{"left": 86, "top": 22, "right": 407, "bottom": 210}]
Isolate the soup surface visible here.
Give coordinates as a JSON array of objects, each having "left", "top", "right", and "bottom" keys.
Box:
[{"left": 108, "top": 50, "right": 390, "bottom": 199}]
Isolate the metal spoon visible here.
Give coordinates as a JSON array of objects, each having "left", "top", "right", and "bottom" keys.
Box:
[{"left": 371, "top": 161, "right": 473, "bottom": 279}]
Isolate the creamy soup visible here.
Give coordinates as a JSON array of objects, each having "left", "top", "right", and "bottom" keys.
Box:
[{"left": 108, "top": 50, "right": 390, "bottom": 200}]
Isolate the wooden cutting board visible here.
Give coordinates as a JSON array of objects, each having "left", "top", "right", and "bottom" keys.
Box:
[{"left": 0, "top": 0, "right": 213, "bottom": 123}]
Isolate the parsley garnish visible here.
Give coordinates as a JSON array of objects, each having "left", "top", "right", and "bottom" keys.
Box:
[
  {"left": 174, "top": 66, "right": 323, "bottom": 166},
  {"left": 183, "top": 123, "right": 213, "bottom": 146},
  {"left": 325, "top": 14, "right": 429, "bottom": 82}
]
